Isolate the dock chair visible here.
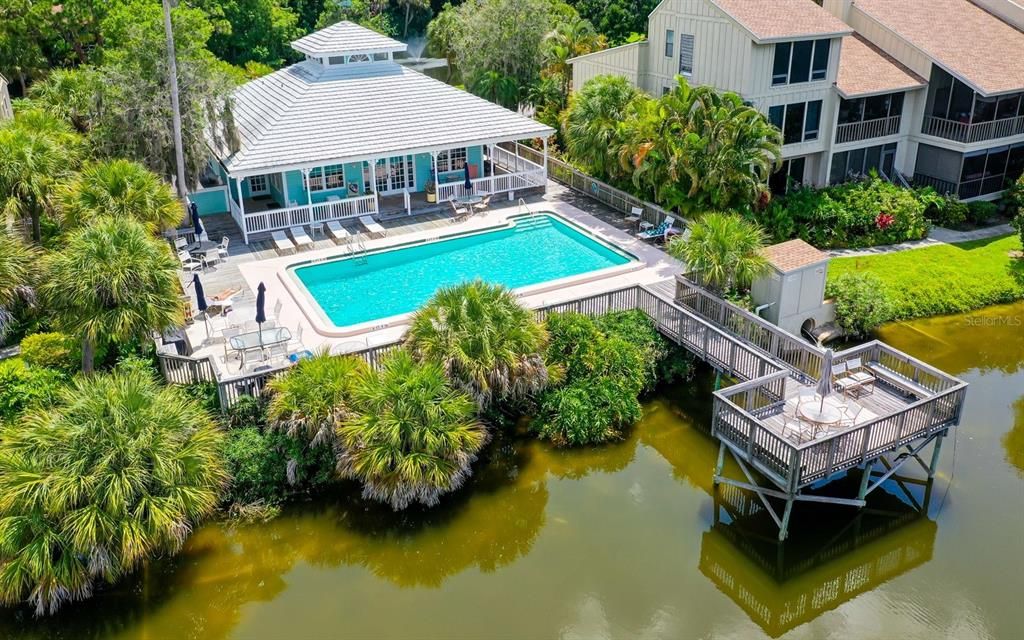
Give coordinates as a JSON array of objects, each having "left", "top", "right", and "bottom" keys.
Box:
[
  {"left": 636, "top": 216, "right": 675, "bottom": 241},
  {"left": 177, "top": 250, "right": 203, "bottom": 273},
  {"left": 359, "top": 215, "right": 387, "bottom": 238},
  {"left": 450, "top": 199, "right": 470, "bottom": 221},
  {"left": 326, "top": 220, "right": 350, "bottom": 243},
  {"left": 844, "top": 357, "right": 876, "bottom": 396},
  {"left": 271, "top": 231, "right": 296, "bottom": 254},
  {"left": 473, "top": 194, "right": 492, "bottom": 213},
  {"left": 839, "top": 401, "right": 864, "bottom": 427},
  {"left": 289, "top": 226, "right": 314, "bottom": 251},
  {"left": 831, "top": 363, "right": 860, "bottom": 397},
  {"left": 625, "top": 206, "right": 643, "bottom": 228}
]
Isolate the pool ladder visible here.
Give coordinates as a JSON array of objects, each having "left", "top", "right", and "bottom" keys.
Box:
[
  {"left": 345, "top": 234, "right": 368, "bottom": 264},
  {"left": 518, "top": 197, "right": 534, "bottom": 219}
]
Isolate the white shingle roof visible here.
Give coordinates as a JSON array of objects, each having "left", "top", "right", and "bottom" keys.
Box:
[
  {"left": 214, "top": 62, "right": 554, "bottom": 176},
  {"left": 290, "top": 21, "right": 406, "bottom": 57}
]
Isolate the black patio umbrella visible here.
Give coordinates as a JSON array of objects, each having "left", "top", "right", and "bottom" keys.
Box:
[
  {"left": 190, "top": 202, "right": 204, "bottom": 240},
  {"left": 463, "top": 162, "right": 473, "bottom": 193},
  {"left": 193, "top": 273, "right": 210, "bottom": 339},
  {"left": 255, "top": 282, "right": 267, "bottom": 347}
]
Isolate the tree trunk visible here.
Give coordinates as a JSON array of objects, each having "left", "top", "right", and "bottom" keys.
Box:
[
  {"left": 29, "top": 199, "right": 41, "bottom": 243},
  {"left": 404, "top": 5, "right": 412, "bottom": 38},
  {"left": 163, "top": 0, "right": 188, "bottom": 198},
  {"left": 82, "top": 336, "right": 96, "bottom": 374}
]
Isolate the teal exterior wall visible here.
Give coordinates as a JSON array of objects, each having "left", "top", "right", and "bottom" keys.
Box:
[
  {"left": 188, "top": 187, "right": 229, "bottom": 216},
  {"left": 284, "top": 170, "right": 307, "bottom": 205}
]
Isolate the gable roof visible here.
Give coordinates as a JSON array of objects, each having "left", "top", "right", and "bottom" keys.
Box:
[
  {"left": 836, "top": 34, "right": 926, "bottom": 98},
  {"left": 853, "top": 0, "right": 1024, "bottom": 96},
  {"left": 709, "top": 0, "right": 852, "bottom": 43},
  {"left": 291, "top": 21, "right": 407, "bottom": 57},
  {"left": 762, "top": 239, "right": 829, "bottom": 273},
  {"left": 212, "top": 61, "right": 553, "bottom": 176}
]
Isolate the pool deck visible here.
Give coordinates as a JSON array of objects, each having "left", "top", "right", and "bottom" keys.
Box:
[{"left": 178, "top": 187, "right": 684, "bottom": 379}]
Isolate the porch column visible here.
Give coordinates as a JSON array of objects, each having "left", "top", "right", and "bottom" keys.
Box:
[
  {"left": 542, "top": 138, "right": 549, "bottom": 174},
  {"left": 234, "top": 175, "right": 248, "bottom": 244},
  {"left": 303, "top": 168, "right": 314, "bottom": 224},
  {"left": 488, "top": 144, "right": 494, "bottom": 176},
  {"left": 280, "top": 171, "right": 287, "bottom": 205},
  {"left": 431, "top": 151, "right": 438, "bottom": 198}
]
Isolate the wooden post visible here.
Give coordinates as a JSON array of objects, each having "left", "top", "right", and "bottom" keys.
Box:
[
  {"left": 778, "top": 498, "right": 794, "bottom": 541},
  {"left": 927, "top": 431, "right": 946, "bottom": 478},
  {"left": 857, "top": 462, "right": 873, "bottom": 499},
  {"left": 713, "top": 441, "right": 726, "bottom": 485}
]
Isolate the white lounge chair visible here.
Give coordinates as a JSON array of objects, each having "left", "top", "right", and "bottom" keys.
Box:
[
  {"left": 271, "top": 230, "right": 296, "bottom": 254},
  {"left": 289, "top": 226, "right": 314, "bottom": 251},
  {"left": 326, "top": 220, "right": 350, "bottom": 243},
  {"left": 359, "top": 215, "right": 386, "bottom": 237}
]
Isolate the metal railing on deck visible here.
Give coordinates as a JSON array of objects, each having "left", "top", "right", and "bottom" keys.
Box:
[{"left": 835, "top": 115, "right": 901, "bottom": 144}]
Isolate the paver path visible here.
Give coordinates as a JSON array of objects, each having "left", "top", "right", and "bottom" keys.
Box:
[{"left": 828, "top": 223, "right": 1014, "bottom": 258}]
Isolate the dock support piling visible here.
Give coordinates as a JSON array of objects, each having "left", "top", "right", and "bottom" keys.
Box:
[
  {"left": 928, "top": 431, "right": 946, "bottom": 479},
  {"left": 778, "top": 498, "right": 794, "bottom": 541},
  {"left": 857, "top": 463, "right": 873, "bottom": 500},
  {"left": 713, "top": 441, "right": 725, "bottom": 486}
]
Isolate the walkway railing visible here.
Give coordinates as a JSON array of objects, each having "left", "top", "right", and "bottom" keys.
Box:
[
  {"left": 437, "top": 168, "right": 546, "bottom": 201},
  {"left": 502, "top": 142, "right": 676, "bottom": 228},
  {"left": 835, "top": 115, "right": 902, "bottom": 144},
  {"left": 241, "top": 194, "right": 379, "bottom": 241},
  {"left": 922, "top": 114, "right": 1024, "bottom": 144}
]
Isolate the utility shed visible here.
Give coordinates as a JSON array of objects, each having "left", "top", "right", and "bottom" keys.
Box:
[{"left": 751, "top": 239, "right": 833, "bottom": 337}]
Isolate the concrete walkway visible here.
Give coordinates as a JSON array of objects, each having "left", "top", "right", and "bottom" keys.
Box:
[{"left": 828, "top": 223, "right": 1014, "bottom": 258}]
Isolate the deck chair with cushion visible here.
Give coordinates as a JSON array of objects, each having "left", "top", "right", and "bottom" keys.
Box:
[
  {"left": 271, "top": 230, "right": 296, "bottom": 254},
  {"left": 289, "top": 226, "right": 314, "bottom": 251},
  {"left": 326, "top": 220, "right": 350, "bottom": 243},
  {"left": 831, "top": 363, "right": 860, "bottom": 397},
  {"left": 637, "top": 216, "right": 675, "bottom": 241},
  {"left": 359, "top": 215, "right": 387, "bottom": 237},
  {"left": 844, "top": 357, "right": 876, "bottom": 396}
]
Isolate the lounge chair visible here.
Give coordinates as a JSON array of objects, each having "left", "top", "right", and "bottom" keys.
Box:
[
  {"left": 636, "top": 216, "right": 675, "bottom": 241},
  {"left": 472, "top": 194, "right": 492, "bottom": 213},
  {"left": 289, "top": 226, "right": 314, "bottom": 251},
  {"left": 271, "top": 230, "right": 296, "bottom": 254},
  {"left": 359, "top": 215, "right": 386, "bottom": 237},
  {"left": 326, "top": 220, "right": 350, "bottom": 243}
]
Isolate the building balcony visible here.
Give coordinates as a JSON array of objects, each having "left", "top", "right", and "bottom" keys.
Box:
[
  {"left": 835, "top": 115, "right": 902, "bottom": 144},
  {"left": 921, "top": 114, "right": 1024, "bottom": 144}
]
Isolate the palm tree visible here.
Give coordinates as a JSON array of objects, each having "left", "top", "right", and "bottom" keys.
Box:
[
  {"left": 470, "top": 70, "right": 520, "bottom": 109},
  {"left": 0, "top": 110, "right": 83, "bottom": 242},
  {"left": 41, "top": 217, "right": 183, "bottom": 373},
  {"left": 27, "top": 67, "right": 99, "bottom": 134},
  {"left": 56, "top": 159, "right": 183, "bottom": 232},
  {"left": 561, "top": 74, "right": 642, "bottom": 180},
  {"left": 667, "top": 211, "right": 770, "bottom": 294},
  {"left": 426, "top": 2, "right": 460, "bottom": 83},
  {"left": 0, "top": 367, "right": 227, "bottom": 615},
  {"left": 337, "top": 350, "right": 487, "bottom": 510},
  {"left": 541, "top": 17, "right": 605, "bottom": 96},
  {"left": 0, "top": 232, "right": 38, "bottom": 342},
  {"left": 406, "top": 280, "right": 552, "bottom": 410},
  {"left": 266, "top": 350, "right": 367, "bottom": 451}
]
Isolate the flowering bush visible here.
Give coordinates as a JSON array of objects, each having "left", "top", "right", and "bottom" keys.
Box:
[{"left": 875, "top": 212, "right": 895, "bottom": 230}]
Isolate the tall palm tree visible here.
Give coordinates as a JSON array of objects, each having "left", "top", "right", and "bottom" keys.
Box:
[
  {"left": 266, "top": 350, "right": 366, "bottom": 451},
  {"left": 542, "top": 17, "right": 605, "bottom": 96},
  {"left": 56, "top": 159, "right": 183, "bottom": 232},
  {"left": 0, "top": 110, "right": 83, "bottom": 242},
  {"left": 470, "top": 70, "right": 520, "bottom": 109},
  {"left": 561, "top": 74, "right": 642, "bottom": 180},
  {"left": 667, "top": 211, "right": 770, "bottom": 294},
  {"left": 337, "top": 350, "right": 487, "bottom": 510},
  {"left": 41, "top": 217, "right": 183, "bottom": 373},
  {"left": 0, "top": 367, "right": 227, "bottom": 615},
  {"left": 27, "top": 67, "right": 99, "bottom": 134},
  {"left": 406, "top": 280, "right": 552, "bottom": 410},
  {"left": 0, "top": 232, "right": 38, "bottom": 342}
]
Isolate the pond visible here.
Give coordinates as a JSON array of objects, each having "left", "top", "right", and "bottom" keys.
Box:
[{"left": 3, "top": 302, "right": 1023, "bottom": 639}]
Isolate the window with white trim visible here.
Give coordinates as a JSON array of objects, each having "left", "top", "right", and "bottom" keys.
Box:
[
  {"left": 304, "top": 168, "right": 324, "bottom": 192},
  {"left": 323, "top": 165, "right": 345, "bottom": 190},
  {"left": 437, "top": 148, "right": 467, "bottom": 172},
  {"left": 247, "top": 175, "right": 268, "bottom": 194},
  {"left": 678, "top": 34, "right": 694, "bottom": 75}
]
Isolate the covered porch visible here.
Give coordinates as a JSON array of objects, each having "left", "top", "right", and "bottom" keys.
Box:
[{"left": 219, "top": 142, "right": 547, "bottom": 243}]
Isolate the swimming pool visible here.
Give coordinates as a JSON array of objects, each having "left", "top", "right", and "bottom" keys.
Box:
[{"left": 290, "top": 214, "right": 635, "bottom": 329}]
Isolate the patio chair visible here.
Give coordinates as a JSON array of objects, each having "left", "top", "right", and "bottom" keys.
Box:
[
  {"left": 831, "top": 363, "right": 859, "bottom": 396},
  {"left": 217, "top": 236, "right": 230, "bottom": 260},
  {"left": 844, "top": 357, "right": 876, "bottom": 396},
  {"left": 839, "top": 401, "right": 864, "bottom": 427},
  {"left": 326, "top": 220, "right": 350, "bottom": 243},
  {"left": 177, "top": 250, "right": 203, "bottom": 273},
  {"left": 173, "top": 236, "right": 188, "bottom": 251},
  {"left": 359, "top": 215, "right": 387, "bottom": 237},
  {"left": 289, "top": 226, "right": 314, "bottom": 251},
  {"left": 271, "top": 231, "right": 296, "bottom": 254},
  {"left": 625, "top": 206, "right": 643, "bottom": 229},
  {"left": 636, "top": 216, "right": 675, "bottom": 241},
  {"left": 450, "top": 199, "right": 470, "bottom": 221},
  {"left": 472, "top": 194, "right": 492, "bottom": 213},
  {"left": 222, "top": 327, "right": 242, "bottom": 363}
]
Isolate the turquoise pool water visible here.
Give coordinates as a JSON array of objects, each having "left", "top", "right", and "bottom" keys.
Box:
[{"left": 293, "top": 214, "right": 633, "bottom": 327}]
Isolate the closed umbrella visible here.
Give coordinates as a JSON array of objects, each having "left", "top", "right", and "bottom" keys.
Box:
[
  {"left": 463, "top": 162, "right": 473, "bottom": 193},
  {"left": 255, "top": 282, "right": 267, "bottom": 349},
  {"left": 193, "top": 273, "right": 210, "bottom": 339},
  {"left": 817, "top": 348, "right": 834, "bottom": 412},
  {"left": 190, "top": 202, "right": 205, "bottom": 241}
]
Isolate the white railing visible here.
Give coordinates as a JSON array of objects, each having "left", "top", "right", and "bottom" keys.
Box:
[
  {"left": 835, "top": 116, "right": 902, "bottom": 144},
  {"left": 492, "top": 144, "right": 544, "bottom": 174},
  {"left": 922, "top": 114, "right": 1024, "bottom": 143},
  {"left": 437, "top": 169, "right": 546, "bottom": 201},
  {"left": 242, "top": 194, "right": 378, "bottom": 240}
]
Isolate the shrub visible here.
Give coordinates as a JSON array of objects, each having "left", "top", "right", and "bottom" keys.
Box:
[
  {"left": 0, "top": 359, "right": 66, "bottom": 423},
  {"left": 1004, "top": 173, "right": 1024, "bottom": 216},
  {"left": 826, "top": 272, "right": 894, "bottom": 337},
  {"left": 534, "top": 376, "right": 642, "bottom": 446},
  {"left": 19, "top": 332, "right": 76, "bottom": 371},
  {"left": 966, "top": 200, "right": 998, "bottom": 226},
  {"left": 0, "top": 368, "right": 226, "bottom": 614},
  {"left": 919, "top": 190, "right": 968, "bottom": 228},
  {"left": 594, "top": 310, "right": 693, "bottom": 389},
  {"left": 1013, "top": 210, "right": 1024, "bottom": 249}
]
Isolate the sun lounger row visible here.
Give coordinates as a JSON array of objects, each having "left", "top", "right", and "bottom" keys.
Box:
[{"left": 269, "top": 217, "right": 387, "bottom": 254}]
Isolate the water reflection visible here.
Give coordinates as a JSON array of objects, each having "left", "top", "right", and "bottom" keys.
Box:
[
  {"left": 1003, "top": 396, "right": 1024, "bottom": 477},
  {"left": 702, "top": 475, "right": 938, "bottom": 638}
]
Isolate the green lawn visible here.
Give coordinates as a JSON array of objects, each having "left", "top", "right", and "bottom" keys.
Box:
[{"left": 828, "top": 234, "right": 1024, "bottom": 320}]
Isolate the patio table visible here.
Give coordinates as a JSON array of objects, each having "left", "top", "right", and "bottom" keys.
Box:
[
  {"left": 454, "top": 194, "right": 483, "bottom": 206},
  {"left": 798, "top": 401, "right": 843, "bottom": 437},
  {"left": 228, "top": 327, "right": 292, "bottom": 369}
]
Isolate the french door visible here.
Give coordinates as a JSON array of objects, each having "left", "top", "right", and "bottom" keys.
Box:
[{"left": 365, "top": 156, "right": 414, "bottom": 194}]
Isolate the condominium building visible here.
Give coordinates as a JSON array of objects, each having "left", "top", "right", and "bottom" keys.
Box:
[{"left": 570, "top": 0, "right": 1024, "bottom": 200}]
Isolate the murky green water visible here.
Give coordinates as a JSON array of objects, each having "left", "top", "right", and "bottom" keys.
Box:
[{"left": 4, "top": 303, "right": 1024, "bottom": 639}]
